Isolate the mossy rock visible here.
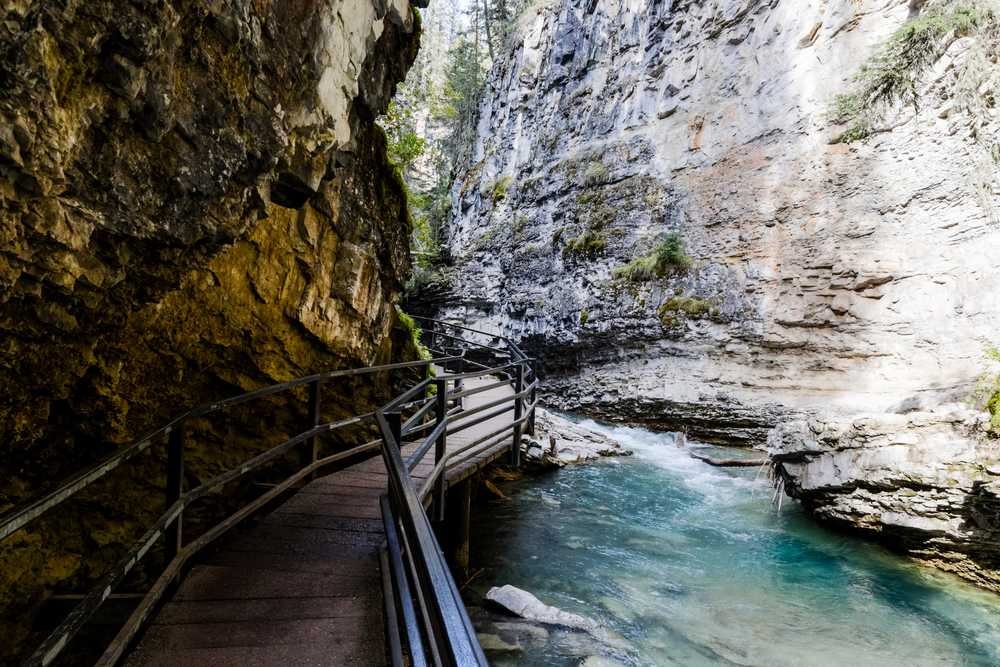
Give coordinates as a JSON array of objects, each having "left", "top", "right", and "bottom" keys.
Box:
[
  {"left": 658, "top": 296, "right": 714, "bottom": 327},
  {"left": 562, "top": 229, "right": 607, "bottom": 259}
]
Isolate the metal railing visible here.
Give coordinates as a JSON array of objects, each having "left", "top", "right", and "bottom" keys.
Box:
[
  {"left": 0, "top": 317, "right": 538, "bottom": 667},
  {"left": 376, "top": 316, "right": 538, "bottom": 667}
]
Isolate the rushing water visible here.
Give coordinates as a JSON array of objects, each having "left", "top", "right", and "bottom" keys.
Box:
[{"left": 467, "top": 421, "right": 1000, "bottom": 667}]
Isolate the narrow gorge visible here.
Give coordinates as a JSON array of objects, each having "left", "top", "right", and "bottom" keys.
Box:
[
  {"left": 417, "top": 0, "right": 1000, "bottom": 596},
  {"left": 2, "top": 0, "right": 1000, "bottom": 665}
]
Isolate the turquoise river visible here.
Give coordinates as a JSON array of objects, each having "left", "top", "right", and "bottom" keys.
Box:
[{"left": 467, "top": 420, "right": 1000, "bottom": 666}]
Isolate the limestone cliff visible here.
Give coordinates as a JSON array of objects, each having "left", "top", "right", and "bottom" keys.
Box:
[
  {"left": 425, "top": 0, "right": 1000, "bottom": 587},
  {"left": 0, "top": 0, "right": 421, "bottom": 654},
  {"left": 427, "top": 0, "right": 1000, "bottom": 443}
]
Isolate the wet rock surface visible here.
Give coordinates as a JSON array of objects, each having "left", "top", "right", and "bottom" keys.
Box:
[
  {"left": 768, "top": 407, "right": 1000, "bottom": 592},
  {"left": 472, "top": 585, "right": 634, "bottom": 664},
  {"left": 523, "top": 408, "right": 632, "bottom": 467}
]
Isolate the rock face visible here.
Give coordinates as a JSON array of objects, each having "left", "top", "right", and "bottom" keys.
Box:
[
  {"left": 768, "top": 408, "right": 1000, "bottom": 592},
  {"left": 0, "top": 0, "right": 421, "bottom": 655},
  {"left": 422, "top": 0, "right": 1000, "bottom": 586},
  {"left": 426, "top": 0, "right": 1000, "bottom": 447}
]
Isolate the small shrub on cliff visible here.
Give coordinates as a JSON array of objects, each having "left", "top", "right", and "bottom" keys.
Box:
[
  {"left": 657, "top": 296, "right": 715, "bottom": 327},
  {"left": 562, "top": 229, "right": 607, "bottom": 259},
  {"left": 395, "top": 307, "right": 432, "bottom": 361},
  {"left": 830, "top": 2, "right": 995, "bottom": 143},
  {"left": 382, "top": 101, "right": 426, "bottom": 170},
  {"left": 583, "top": 161, "right": 610, "bottom": 186},
  {"left": 972, "top": 344, "right": 1000, "bottom": 433},
  {"left": 488, "top": 176, "right": 512, "bottom": 203},
  {"left": 614, "top": 232, "right": 692, "bottom": 281}
]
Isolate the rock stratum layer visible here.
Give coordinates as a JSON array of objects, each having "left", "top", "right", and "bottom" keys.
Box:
[
  {"left": 427, "top": 0, "right": 1000, "bottom": 587},
  {"left": 0, "top": 0, "right": 420, "bottom": 654}
]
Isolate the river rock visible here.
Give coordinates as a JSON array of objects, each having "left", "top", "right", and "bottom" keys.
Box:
[
  {"left": 768, "top": 406, "right": 1000, "bottom": 592},
  {"left": 486, "top": 585, "right": 599, "bottom": 632},
  {"left": 524, "top": 408, "right": 632, "bottom": 467}
]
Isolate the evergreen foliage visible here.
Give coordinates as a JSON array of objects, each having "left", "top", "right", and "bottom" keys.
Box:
[{"left": 831, "top": 1, "right": 996, "bottom": 143}]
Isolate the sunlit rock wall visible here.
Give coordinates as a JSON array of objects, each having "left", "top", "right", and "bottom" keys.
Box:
[
  {"left": 430, "top": 0, "right": 1000, "bottom": 589},
  {"left": 0, "top": 0, "right": 420, "bottom": 653},
  {"left": 432, "top": 0, "right": 1000, "bottom": 445}
]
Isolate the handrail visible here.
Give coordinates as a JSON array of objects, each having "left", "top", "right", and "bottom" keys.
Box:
[
  {"left": 376, "top": 317, "right": 539, "bottom": 667},
  {"left": 6, "top": 313, "right": 537, "bottom": 667},
  {"left": 0, "top": 355, "right": 460, "bottom": 542}
]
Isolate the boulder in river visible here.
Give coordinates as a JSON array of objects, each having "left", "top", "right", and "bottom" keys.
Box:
[
  {"left": 486, "top": 585, "right": 599, "bottom": 632},
  {"left": 523, "top": 409, "right": 633, "bottom": 468}
]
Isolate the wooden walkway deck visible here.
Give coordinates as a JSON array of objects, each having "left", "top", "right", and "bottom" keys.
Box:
[{"left": 125, "top": 374, "right": 514, "bottom": 666}]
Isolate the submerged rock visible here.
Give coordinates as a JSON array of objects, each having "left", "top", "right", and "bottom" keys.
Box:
[
  {"left": 768, "top": 406, "right": 1000, "bottom": 591},
  {"left": 480, "top": 585, "right": 635, "bottom": 662}
]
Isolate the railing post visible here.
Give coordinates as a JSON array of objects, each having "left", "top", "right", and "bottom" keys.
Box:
[
  {"left": 166, "top": 423, "right": 184, "bottom": 560},
  {"left": 510, "top": 364, "right": 523, "bottom": 467},
  {"left": 528, "top": 361, "right": 537, "bottom": 437},
  {"left": 426, "top": 321, "right": 436, "bottom": 354},
  {"left": 302, "top": 379, "right": 321, "bottom": 474},
  {"left": 386, "top": 411, "right": 402, "bottom": 450},
  {"left": 454, "top": 356, "right": 465, "bottom": 412},
  {"left": 433, "top": 378, "right": 448, "bottom": 522}
]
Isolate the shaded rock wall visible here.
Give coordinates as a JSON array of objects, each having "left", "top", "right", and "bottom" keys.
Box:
[
  {"left": 428, "top": 0, "right": 1000, "bottom": 445},
  {"left": 0, "top": 0, "right": 421, "bottom": 655}
]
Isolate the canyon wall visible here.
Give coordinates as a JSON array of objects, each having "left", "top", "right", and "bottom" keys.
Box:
[
  {"left": 0, "top": 0, "right": 421, "bottom": 654},
  {"left": 430, "top": 0, "right": 1000, "bottom": 443},
  {"left": 428, "top": 0, "right": 1000, "bottom": 587}
]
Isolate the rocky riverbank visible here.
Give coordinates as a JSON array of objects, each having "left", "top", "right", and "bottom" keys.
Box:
[
  {"left": 522, "top": 409, "right": 632, "bottom": 468},
  {"left": 768, "top": 406, "right": 1000, "bottom": 592}
]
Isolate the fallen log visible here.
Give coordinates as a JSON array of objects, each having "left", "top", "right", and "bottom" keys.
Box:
[{"left": 688, "top": 450, "right": 768, "bottom": 467}]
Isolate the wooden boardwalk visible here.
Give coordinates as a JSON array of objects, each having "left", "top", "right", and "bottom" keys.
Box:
[{"left": 126, "top": 374, "right": 515, "bottom": 666}]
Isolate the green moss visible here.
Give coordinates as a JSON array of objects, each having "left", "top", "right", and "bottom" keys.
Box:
[
  {"left": 614, "top": 232, "right": 692, "bottom": 281},
  {"left": 395, "top": 306, "right": 431, "bottom": 360},
  {"left": 831, "top": 3, "right": 995, "bottom": 143},
  {"left": 580, "top": 308, "right": 589, "bottom": 325},
  {"left": 472, "top": 225, "right": 500, "bottom": 252},
  {"left": 972, "top": 344, "right": 1000, "bottom": 434},
  {"left": 657, "top": 296, "right": 714, "bottom": 327},
  {"left": 512, "top": 213, "right": 529, "bottom": 239},
  {"left": 552, "top": 227, "right": 565, "bottom": 244},
  {"left": 562, "top": 229, "right": 607, "bottom": 259},
  {"left": 583, "top": 160, "right": 610, "bottom": 186},
  {"left": 489, "top": 175, "right": 513, "bottom": 203}
]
